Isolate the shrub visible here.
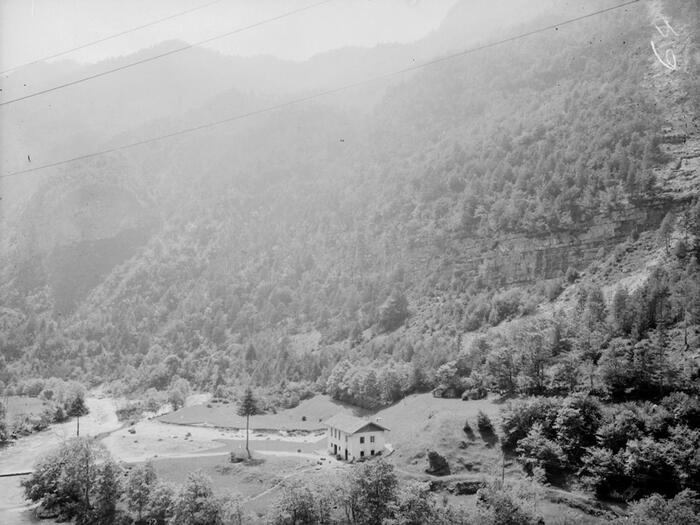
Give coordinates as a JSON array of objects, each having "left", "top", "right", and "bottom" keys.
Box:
[
  {"left": 477, "top": 411, "right": 495, "bottom": 434},
  {"left": 610, "top": 490, "right": 700, "bottom": 525},
  {"left": 622, "top": 437, "right": 679, "bottom": 498},
  {"left": 553, "top": 394, "right": 602, "bottom": 463},
  {"left": 565, "top": 266, "right": 579, "bottom": 283},
  {"left": 344, "top": 460, "right": 398, "bottom": 525},
  {"left": 463, "top": 419, "right": 474, "bottom": 437},
  {"left": 22, "top": 439, "right": 123, "bottom": 522},
  {"left": 500, "top": 397, "right": 562, "bottom": 451},
  {"left": 462, "top": 375, "right": 487, "bottom": 400},
  {"left": 661, "top": 392, "right": 700, "bottom": 428},
  {"left": 116, "top": 401, "right": 143, "bottom": 422},
  {"left": 596, "top": 406, "right": 644, "bottom": 452},
  {"left": 52, "top": 405, "right": 68, "bottom": 423},
  {"left": 171, "top": 472, "right": 226, "bottom": 525},
  {"left": 270, "top": 484, "right": 327, "bottom": 525},
  {"left": 476, "top": 486, "right": 537, "bottom": 525},
  {"left": 516, "top": 424, "right": 567, "bottom": 483},
  {"left": 580, "top": 447, "right": 625, "bottom": 499},
  {"left": 425, "top": 450, "right": 450, "bottom": 476}
]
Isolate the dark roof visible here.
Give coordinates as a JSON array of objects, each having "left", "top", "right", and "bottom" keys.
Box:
[{"left": 325, "top": 414, "right": 389, "bottom": 434}]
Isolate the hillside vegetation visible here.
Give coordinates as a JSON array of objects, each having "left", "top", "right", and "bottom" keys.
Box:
[{"left": 1, "top": 0, "right": 700, "bottom": 516}]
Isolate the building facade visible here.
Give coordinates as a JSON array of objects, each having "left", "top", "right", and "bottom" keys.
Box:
[{"left": 325, "top": 414, "right": 389, "bottom": 461}]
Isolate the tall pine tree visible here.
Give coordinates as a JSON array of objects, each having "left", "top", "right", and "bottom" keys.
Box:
[{"left": 237, "top": 387, "right": 259, "bottom": 459}]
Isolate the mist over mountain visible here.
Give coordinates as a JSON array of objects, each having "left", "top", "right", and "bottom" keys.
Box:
[
  {"left": 1, "top": 0, "right": 700, "bottom": 521},
  {"left": 0, "top": 0, "right": 695, "bottom": 371}
]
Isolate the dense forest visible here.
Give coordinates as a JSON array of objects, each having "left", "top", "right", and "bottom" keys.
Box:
[{"left": 2, "top": 0, "right": 687, "bottom": 390}]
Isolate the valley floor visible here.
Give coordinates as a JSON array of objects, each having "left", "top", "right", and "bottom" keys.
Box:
[{"left": 1, "top": 393, "right": 622, "bottom": 523}]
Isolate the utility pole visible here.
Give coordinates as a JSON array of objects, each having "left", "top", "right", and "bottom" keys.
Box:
[{"left": 77, "top": 415, "right": 80, "bottom": 437}]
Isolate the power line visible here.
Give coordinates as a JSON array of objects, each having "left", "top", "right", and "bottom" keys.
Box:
[
  {"left": 0, "top": 0, "right": 228, "bottom": 76},
  {"left": 0, "top": 0, "right": 641, "bottom": 179},
  {"left": 0, "top": 0, "right": 336, "bottom": 107}
]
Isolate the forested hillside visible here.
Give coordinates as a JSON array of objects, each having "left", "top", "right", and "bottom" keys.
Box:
[{"left": 1, "top": 0, "right": 698, "bottom": 436}]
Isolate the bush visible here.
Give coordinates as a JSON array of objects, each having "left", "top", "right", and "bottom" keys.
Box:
[
  {"left": 500, "top": 397, "right": 562, "bottom": 451},
  {"left": 477, "top": 411, "right": 495, "bottom": 434},
  {"left": 22, "top": 439, "right": 123, "bottom": 523},
  {"left": 476, "top": 486, "right": 537, "bottom": 525},
  {"left": 171, "top": 472, "right": 226, "bottom": 525},
  {"left": 596, "top": 406, "right": 644, "bottom": 452},
  {"left": 270, "top": 484, "right": 327, "bottom": 525},
  {"left": 516, "top": 424, "right": 567, "bottom": 482},
  {"left": 345, "top": 460, "right": 398, "bottom": 525},
  {"left": 425, "top": 450, "right": 450, "bottom": 476},
  {"left": 462, "top": 375, "right": 487, "bottom": 400},
  {"left": 565, "top": 266, "right": 579, "bottom": 283},
  {"left": 52, "top": 405, "right": 68, "bottom": 423},
  {"left": 610, "top": 490, "right": 700, "bottom": 525},
  {"left": 463, "top": 419, "right": 474, "bottom": 437},
  {"left": 116, "top": 401, "right": 144, "bottom": 422},
  {"left": 580, "top": 447, "right": 625, "bottom": 499},
  {"left": 661, "top": 392, "right": 700, "bottom": 428},
  {"left": 553, "top": 394, "right": 602, "bottom": 464}
]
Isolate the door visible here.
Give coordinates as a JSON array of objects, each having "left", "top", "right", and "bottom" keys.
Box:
[
  {"left": 333, "top": 444, "right": 337, "bottom": 455},
  {"left": 344, "top": 449, "right": 348, "bottom": 460}
]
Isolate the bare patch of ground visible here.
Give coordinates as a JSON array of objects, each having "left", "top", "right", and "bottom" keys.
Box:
[{"left": 103, "top": 418, "right": 325, "bottom": 463}]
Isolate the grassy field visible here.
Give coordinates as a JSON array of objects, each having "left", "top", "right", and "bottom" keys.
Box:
[
  {"left": 159, "top": 395, "right": 369, "bottom": 431},
  {"left": 153, "top": 393, "right": 616, "bottom": 523},
  {"left": 150, "top": 453, "right": 345, "bottom": 520},
  {"left": 372, "top": 394, "right": 505, "bottom": 476},
  {"left": 159, "top": 393, "right": 510, "bottom": 477}
]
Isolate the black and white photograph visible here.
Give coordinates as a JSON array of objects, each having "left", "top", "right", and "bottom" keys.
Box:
[{"left": 0, "top": 0, "right": 699, "bottom": 523}]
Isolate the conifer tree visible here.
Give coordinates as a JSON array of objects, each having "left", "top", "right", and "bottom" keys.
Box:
[{"left": 237, "top": 387, "right": 259, "bottom": 459}]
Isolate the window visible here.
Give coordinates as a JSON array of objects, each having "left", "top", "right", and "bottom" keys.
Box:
[
  {"left": 360, "top": 437, "right": 365, "bottom": 444},
  {"left": 370, "top": 436, "right": 375, "bottom": 443},
  {"left": 371, "top": 450, "right": 375, "bottom": 456},
  {"left": 360, "top": 451, "right": 365, "bottom": 457}
]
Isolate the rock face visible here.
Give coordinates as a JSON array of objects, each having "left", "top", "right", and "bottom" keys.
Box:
[
  {"left": 4, "top": 174, "right": 159, "bottom": 314},
  {"left": 407, "top": 199, "right": 682, "bottom": 291},
  {"left": 425, "top": 450, "right": 451, "bottom": 476}
]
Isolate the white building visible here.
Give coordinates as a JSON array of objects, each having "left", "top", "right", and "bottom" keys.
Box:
[{"left": 325, "top": 414, "right": 389, "bottom": 461}]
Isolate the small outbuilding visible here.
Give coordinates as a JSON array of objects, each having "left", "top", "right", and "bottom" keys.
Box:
[{"left": 325, "top": 414, "right": 389, "bottom": 461}]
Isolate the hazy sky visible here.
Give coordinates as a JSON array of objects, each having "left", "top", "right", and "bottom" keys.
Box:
[{"left": 0, "top": 0, "right": 458, "bottom": 69}]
